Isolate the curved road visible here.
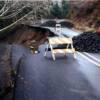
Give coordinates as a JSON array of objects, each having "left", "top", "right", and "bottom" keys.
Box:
[
  {"left": 11, "top": 27, "right": 100, "bottom": 100},
  {"left": 11, "top": 44, "right": 100, "bottom": 100}
]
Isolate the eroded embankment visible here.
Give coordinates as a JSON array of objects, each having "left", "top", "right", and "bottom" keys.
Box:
[{"left": 0, "top": 24, "right": 56, "bottom": 52}]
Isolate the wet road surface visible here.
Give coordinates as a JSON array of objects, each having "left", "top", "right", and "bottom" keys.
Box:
[
  {"left": 12, "top": 44, "right": 100, "bottom": 100},
  {"left": 44, "top": 27, "right": 81, "bottom": 37}
]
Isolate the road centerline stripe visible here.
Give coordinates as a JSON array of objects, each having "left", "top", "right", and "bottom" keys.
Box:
[
  {"left": 77, "top": 52, "right": 100, "bottom": 67},
  {"left": 46, "top": 27, "right": 100, "bottom": 67},
  {"left": 83, "top": 52, "right": 100, "bottom": 63}
]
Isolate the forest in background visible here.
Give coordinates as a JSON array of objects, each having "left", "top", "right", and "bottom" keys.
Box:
[
  {"left": 49, "top": 0, "right": 100, "bottom": 31},
  {"left": 0, "top": 0, "right": 100, "bottom": 33}
]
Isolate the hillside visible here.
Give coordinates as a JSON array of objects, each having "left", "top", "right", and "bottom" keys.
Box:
[{"left": 68, "top": 0, "right": 100, "bottom": 31}]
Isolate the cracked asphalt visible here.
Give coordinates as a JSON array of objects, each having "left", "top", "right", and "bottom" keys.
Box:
[{"left": 11, "top": 44, "right": 100, "bottom": 100}]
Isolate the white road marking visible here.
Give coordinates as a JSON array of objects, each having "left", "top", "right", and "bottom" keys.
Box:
[
  {"left": 77, "top": 52, "right": 100, "bottom": 67},
  {"left": 84, "top": 52, "right": 100, "bottom": 63},
  {"left": 46, "top": 27, "right": 100, "bottom": 66}
]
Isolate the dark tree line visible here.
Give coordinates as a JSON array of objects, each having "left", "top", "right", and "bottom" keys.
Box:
[{"left": 50, "top": 0, "right": 69, "bottom": 19}]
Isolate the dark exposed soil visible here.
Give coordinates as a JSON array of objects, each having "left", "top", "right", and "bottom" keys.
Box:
[
  {"left": 73, "top": 32, "right": 100, "bottom": 53},
  {"left": 44, "top": 31, "right": 100, "bottom": 53},
  {"left": 1, "top": 24, "right": 55, "bottom": 42},
  {"left": 0, "top": 24, "right": 56, "bottom": 52},
  {"left": 40, "top": 20, "right": 56, "bottom": 27},
  {"left": 59, "top": 21, "right": 74, "bottom": 28}
]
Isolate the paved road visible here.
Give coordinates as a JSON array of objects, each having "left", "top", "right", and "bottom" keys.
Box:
[
  {"left": 44, "top": 27, "right": 81, "bottom": 37},
  {"left": 12, "top": 44, "right": 100, "bottom": 100},
  {"left": 12, "top": 27, "right": 100, "bottom": 100},
  {"left": 88, "top": 53, "right": 100, "bottom": 60}
]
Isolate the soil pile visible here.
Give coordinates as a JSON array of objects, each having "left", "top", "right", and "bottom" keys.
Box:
[
  {"left": 73, "top": 32, "right": 100, "bottom": 53},
  {"left": 59, "top": 21, "right": 74, "bottom": 28}
]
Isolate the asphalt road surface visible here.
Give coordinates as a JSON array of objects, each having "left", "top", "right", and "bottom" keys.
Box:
[
  {"left": 44, "top": 27, "right": 81, "bottom": 37},
  {"left": 12, "top": 44, "right": 100, "bottom": 100},
  {"left": 12, "top": 27, "right": 100, "bottom": 100}
]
